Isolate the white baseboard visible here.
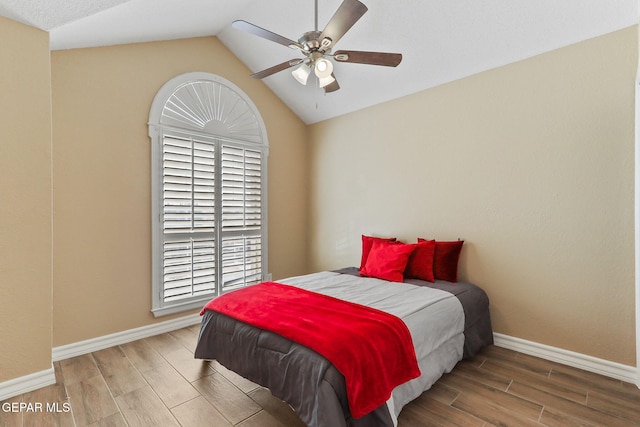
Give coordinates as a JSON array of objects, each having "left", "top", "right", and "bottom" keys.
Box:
[
  {"left": 52, "top": 313, "right": 202, "bottom": 362},
  {"left": 0, "top": 314, "right": 202, "bottom": 402},
  {"left": 494, "top": 333, "right": 638, "bottom": 385},
  {"left": 0, "top": 367, "right": 55, "bottom": 402},
  {"left": 5, "top": 320, "right": 636, "bottom": 403}
]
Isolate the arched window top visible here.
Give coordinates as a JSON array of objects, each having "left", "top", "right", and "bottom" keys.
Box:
[{"left": 149, "top": 72, "right": 267, "bottom": 146}]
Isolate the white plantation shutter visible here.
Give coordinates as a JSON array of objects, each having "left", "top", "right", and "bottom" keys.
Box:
[
  {"left": 163, "top": 239, "right": 216, "bottom": 301},
  {"left": 221, "top": 235, "right": 262, "bottom": 290},
  {"left": 149, "top": 73, "right": 268, "bottom": 317},
  {"left": 221, "top": 146, "right": 262, "bottom": 232},
  {"left": 162, "top": 135, "right": 217, "bottom": 303},
  {"left": 221, "top": 145, "right": 263, "bottom": 291}
]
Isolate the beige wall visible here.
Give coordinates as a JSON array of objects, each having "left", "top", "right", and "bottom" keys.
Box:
[
  {"left": 309, "top": 26, "right": 637, "bottom": 365},
  {"left": 0, "top": 17, "right": 53, "bottom": 381},
  {"left": 51, "top": 37, "right": 308, "bottom": 346}
]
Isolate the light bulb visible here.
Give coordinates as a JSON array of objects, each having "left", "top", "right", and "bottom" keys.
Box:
[{"left": 314, "top": 59, "right": 334, "bottom": 78}]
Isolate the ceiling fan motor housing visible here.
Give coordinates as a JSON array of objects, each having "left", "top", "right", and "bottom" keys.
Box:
[{"left": 299, "top": 31, "right": 322, "bottom": 51}]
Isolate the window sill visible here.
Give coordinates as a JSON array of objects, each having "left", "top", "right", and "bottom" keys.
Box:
[{"left": 152, "top": 297, "right": 212, "bottom": 318}]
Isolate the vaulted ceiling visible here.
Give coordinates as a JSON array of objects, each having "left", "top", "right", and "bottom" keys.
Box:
[{"left": 1, "top": 0, "right": 637, "bottom": 124}]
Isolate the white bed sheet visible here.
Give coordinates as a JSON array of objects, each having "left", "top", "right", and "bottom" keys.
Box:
[{"left": 279, "top": 271, "right": 465, "bottom": 424}]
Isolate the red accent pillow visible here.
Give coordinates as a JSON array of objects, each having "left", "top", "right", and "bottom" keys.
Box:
[
  {"left": 405, "top": 239, "right": 436, "bottom": 282},
  {"left": 419, "top": 238, "right": 464, "bottom": 282},
  {"left": 360, "top": 235, "right": 397, "bottom": 270},
  {"left": 361, "top": 241, "right": 416, "bottom": 283}
]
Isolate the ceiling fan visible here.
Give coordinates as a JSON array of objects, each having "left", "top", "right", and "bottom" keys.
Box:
[{"left": 232, "top": 0, "right": 402, "bottom": 93}]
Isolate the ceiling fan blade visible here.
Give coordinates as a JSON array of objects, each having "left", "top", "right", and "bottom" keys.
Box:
[
  {"left": 232, "top": 20, "right": 303, "bottom": 50},
  {"left": 319, "top": 0, "right": 368, "bottom": 49},
  {"left": 333, "top": 50, "right": 402, "bottom": 67},
  {"left": 251, "top": 59, "right": 304, "bottom": 79},
  {"left": 324, "top": 74, "right": 340, "bottom": 93}
]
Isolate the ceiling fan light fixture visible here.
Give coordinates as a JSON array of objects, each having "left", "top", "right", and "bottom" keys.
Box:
[
  {"left": 314, "top": 58, "right": 334, "bottom": 78},
  {"left": 292, "top": 63, "right": 311, "bottom": 85},
  {"left": 318, "top": 73, "right": 336, "bottom": 88}
]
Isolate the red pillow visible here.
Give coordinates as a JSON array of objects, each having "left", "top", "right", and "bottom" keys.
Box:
[
  {"left": 419, "top": 238, "right": 464, "bottom": 282},
  {"left": 405, "top": 239, "right": 436, "bottom": 282},
  {"left": 360, "top": 235, "right": 396, "bottom": 270},
  {"left": 361, "top": 240, "right": 416, "bottom": 282}
]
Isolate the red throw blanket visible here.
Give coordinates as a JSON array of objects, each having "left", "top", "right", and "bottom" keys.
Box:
[{"left": 201, "top": 282, "right": 420, "bottom": 418}]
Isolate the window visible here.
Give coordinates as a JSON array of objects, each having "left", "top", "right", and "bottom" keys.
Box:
[{"left": 148, "top": 73, "right": 268, "bottom": 317}]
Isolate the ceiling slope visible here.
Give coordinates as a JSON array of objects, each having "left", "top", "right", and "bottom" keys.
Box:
[{"left": 0, "top": 0, "right": 637, "bottom": 124}]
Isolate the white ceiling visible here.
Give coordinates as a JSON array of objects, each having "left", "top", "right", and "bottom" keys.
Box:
[{"left": 1, "top": 0, "right": 638, "bottom": 124}]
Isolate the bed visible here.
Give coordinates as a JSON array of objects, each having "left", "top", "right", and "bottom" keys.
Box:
[{"left": 195, "top": 267, "right": 493, "bottom": 427}]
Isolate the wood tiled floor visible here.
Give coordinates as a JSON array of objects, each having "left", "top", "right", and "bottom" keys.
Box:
[{"left": 1, "top": 325, "right": 639, "bottom": 426}]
